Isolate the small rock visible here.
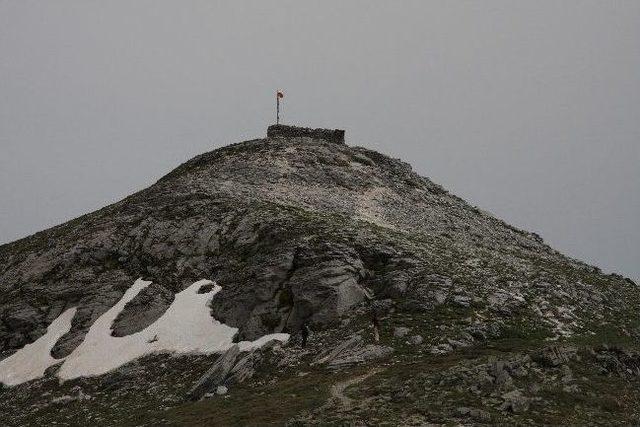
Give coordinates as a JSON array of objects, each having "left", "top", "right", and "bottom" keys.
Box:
[
  {"left": 491, "top": 361, "right": 513, "bottom": 388},
  {"left": 495, "top": 370, "right": 513, "bottom": 388},
  {"left": 216, "top": 385, "right": 228, "bottom": 395},
  {"left": 560, "top": 365, "right": 573, "bottom": 384},
  {"left": 456, "top": 406, "right": 491, "bottom": 421},
  {"left": 372, "top": 299, "right": 394, "bottom": 315},
  {"left": 563, "top": 384, "right": 580, "bottom": 393},
  {"left": 394, "top": 327, "right": 411, "bottom": 338},
  {"left": 500, "top": 390, "right": 529, "bottom": 413},
  {"left": 432, "top": 290, "right": 447, "bottom": 305},
  {"left": 430, "top": 343, "right": 453, "bottom": 355},
  {"left": 447, "top": 337, "right": 473, "bottom": 349},
  {"left": 473, "top": 371, "right": 494, "bottom": 387},
  {"left": 528, "top": 383, "right": 541, "bottom": 394},
  {"left": 409, "top": 335, "right": 423, "bottom": 345},
  {"left": 532, "top": 345, "right": 576, "bottom": 367},
  {"left": 456, "top": 406, "right": 471, "bottom": 415},
  {"left": 453, "top": 295, "right": 471, "bottom": 307}
]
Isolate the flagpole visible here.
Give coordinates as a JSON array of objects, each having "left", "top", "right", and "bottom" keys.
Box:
[{"left": 276, "top": 92, "right": 280, "bottom": 125}]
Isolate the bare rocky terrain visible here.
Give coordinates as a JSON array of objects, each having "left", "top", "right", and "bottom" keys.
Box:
[{"left": 1, "top": 125, "right": 639, "bottom": 426}]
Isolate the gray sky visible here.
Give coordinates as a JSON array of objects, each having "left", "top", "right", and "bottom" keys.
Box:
[{"left": 1, "top": 1, "right": 638, "bottom": 282}]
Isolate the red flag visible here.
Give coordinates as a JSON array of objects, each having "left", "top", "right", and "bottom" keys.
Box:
[{"left": 277, "top": 91, "right": 284, "bottom": 98}]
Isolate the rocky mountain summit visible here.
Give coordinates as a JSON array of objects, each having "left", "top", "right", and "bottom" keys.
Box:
[{"left": 1, "top": 125, "right": 639, "bottom": 426}]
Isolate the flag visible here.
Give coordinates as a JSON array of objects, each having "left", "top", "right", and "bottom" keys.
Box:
[{"left": 276, "top": 90, "right": 284, "bottom": 124}]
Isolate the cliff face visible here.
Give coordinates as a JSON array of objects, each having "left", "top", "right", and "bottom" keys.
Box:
[{"left": 1, "top": 126, "right": 639, "bottom": 425}]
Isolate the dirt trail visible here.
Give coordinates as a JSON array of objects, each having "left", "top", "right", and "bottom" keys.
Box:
[{"left": 330, "top": 368, "right": 382, "bottom": 408}]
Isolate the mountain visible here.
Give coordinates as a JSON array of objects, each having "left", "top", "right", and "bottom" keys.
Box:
[{"left": 1, "top": 125, "right": 638, "bottom": 426}]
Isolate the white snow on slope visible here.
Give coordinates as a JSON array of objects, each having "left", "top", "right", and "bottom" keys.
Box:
[
  {"left": 0, "top": 307, "right": 76, "bottom": 386},
  {"left": 57, "top": 278, "right": 288, "bottom": 381},
  {"left": 0, "top": 279, "right": 288, "bottom": 386}
]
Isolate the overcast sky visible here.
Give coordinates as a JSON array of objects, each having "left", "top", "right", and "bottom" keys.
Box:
[{"left": 1, "top": 1, "right": 638, "bottom": 282}]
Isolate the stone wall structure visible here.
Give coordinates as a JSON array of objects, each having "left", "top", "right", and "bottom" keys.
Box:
[{"left": 267, "top": 124, "right": 345, "bottom": 144}]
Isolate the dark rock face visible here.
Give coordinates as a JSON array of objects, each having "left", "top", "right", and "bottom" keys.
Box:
[{"left": 110, "top": 282, "right": 175, "bottom": 337}]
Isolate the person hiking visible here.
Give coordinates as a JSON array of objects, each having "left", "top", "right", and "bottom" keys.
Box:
[
  {"left": 372, "top": 311, "right": 381, "bottom": 342},
  {"left": 300, "top": 322, "right": 310, "bottom": 348}
]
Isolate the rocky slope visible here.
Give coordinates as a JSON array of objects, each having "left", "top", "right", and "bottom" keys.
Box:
[{"left": 1, "top": 125, "right": 639, "bottom": 426}]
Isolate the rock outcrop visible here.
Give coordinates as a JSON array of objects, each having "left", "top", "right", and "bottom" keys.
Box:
[{"left": 187, "top": 344, "right": 240, "bottom": 401}]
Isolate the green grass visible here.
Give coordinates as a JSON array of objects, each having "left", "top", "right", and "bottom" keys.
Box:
[{"left": 166, "top": 369, "right": 333, "bottom": 426}]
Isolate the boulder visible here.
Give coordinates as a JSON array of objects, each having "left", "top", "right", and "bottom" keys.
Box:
[
  {"left": 312, "top": 334, "right": 392, "bottom": 369},
  {"left": 327, "top": 345, "right": 394, "bottom": 369},
  {"left": 312, "top": 335, "right": 363, "bottom": 366},
  {"left": 532, "top": 345, "right": 576, "bottom": 367},
  {"left": 187, "top": 345, "right": 240, "bottom": 401}
]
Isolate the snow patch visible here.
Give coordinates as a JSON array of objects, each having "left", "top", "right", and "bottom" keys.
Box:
[
  {"left": 0, "top": 307, "right": 76, "bottom": 386},
  {"left": 1, "top": 278, "right": 289, "bottom": 386},
  {"left": 58, "top": 279, "right": 288, "bottom": 380}
]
